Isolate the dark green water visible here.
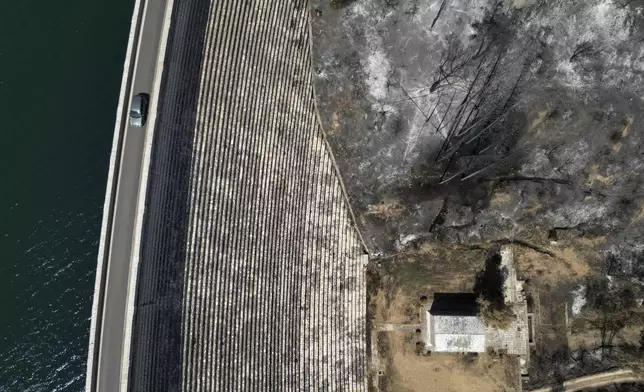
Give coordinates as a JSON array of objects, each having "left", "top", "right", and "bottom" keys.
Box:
[{"left": 0, "top": 0, "right": 132, "bottom": 390}]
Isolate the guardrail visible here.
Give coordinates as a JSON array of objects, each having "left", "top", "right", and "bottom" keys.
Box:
[
  {"left": 84, "top": 0, "right": 146, "bottom": 390},
  {"left": 119, "top": 0, "right": 175, "bottom": 388}
]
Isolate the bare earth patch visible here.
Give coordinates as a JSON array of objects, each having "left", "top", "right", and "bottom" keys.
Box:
[
  {"left": 489, "top": 192, "right": 513, "bottom": 208},
  {"left": 369, "top": 245, "right": 523, "bottom": 390},
  {"left": 585, "top": 164, "right": 613, "bottom": 187},
  {"left": 514, "top": 237, "right": 602, "bottom": 284},
  {"left": 366, "top": 199, "right": 407, "bottom": 219},
  {"left": 382, "top": 332, "right": 518, "bottom": 392}
]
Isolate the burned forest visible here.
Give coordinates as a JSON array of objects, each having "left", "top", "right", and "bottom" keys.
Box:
[
  {"left": 313, "top": 1, "right": 644, "bottom": 389},
  {"left": 312, "top": 0, "right": 644, "bottom": 257}
]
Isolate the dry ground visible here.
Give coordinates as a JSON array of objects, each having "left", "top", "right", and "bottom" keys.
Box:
[
  {"left": 369, "top": 245, "right": 520, "bottom": 391},
  {"left": 374, "top": 331, "right": 520, "bottom": 392},
  {"left": 368, "top": 237, "right": 615, "bottom": 391},
  {"left": 568, "top": 315, "right": 644, "bottom": 350},
  {"left": 369, "top": 244, "right": 485, "bottom": 326},
  {"left": 568, "top": 326, "right": 640, "bottom": 350}
]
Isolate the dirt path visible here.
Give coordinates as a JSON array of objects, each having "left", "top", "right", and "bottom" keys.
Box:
[
  {"left": 530, "top": 369, "right": 643, "bottom": 392},
  {"left": 378, "top": 323, "right": 421, "bottom": 332}
]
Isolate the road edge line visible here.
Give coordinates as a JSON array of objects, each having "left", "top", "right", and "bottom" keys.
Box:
[
  {"left": 85, "top": 0, "right": 145, "bottom": 389},
  {"left": 119, "top": 0, "right": 176, "bottom": 388}
]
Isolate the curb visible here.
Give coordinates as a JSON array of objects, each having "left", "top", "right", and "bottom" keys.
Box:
[
  {"left": 85, "top": 0, "right": 146, "bottom": 389},
  {"left": 118, "top": 0, "right": 176, "bottom": 388}
]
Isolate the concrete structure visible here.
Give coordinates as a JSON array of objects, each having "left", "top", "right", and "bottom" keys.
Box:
[
  {"left": 487, "top": 292, "right": 529, "bottom": 356},
  {"left": 426, "top": 298, "right": 528, "bottom": 355},
  {"left": 490, "top": 247, "right": 529, "bottom": 357},
  {"left": 88, "top": 0, "right": 369, "bottom": 390},
  {"left": 425, "top": 247, "right": 529, "bottom": 357},
  {"left": 85, "top": 0, "right": 172, "bottom": 389},
  {"left": 427, "top": 293, "right": 486, "bottom": 353},
  {"left": 431, "top": 316, "right": 486, "bottom": 353},
  {"left": 501, "top": 247, "right": 518, "bottom": 304}
]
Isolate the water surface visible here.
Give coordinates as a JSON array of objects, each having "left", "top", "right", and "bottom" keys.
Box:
[{"left": 0, "top": 0, "right": 132, "bottom": 389}]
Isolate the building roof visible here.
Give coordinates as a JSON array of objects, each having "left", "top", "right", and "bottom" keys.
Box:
[
  {"left": 430, "top": 314, "right": 486, "bottom": 353},
  {"left": 428, "top": 293, "right": 486, "bottom": 353},
  {"left": 434, "top": 333, "right": 486, "bottom": 353},
  {"left": 429, "top": 314, "right": 485, "bottom": 352},
  {"left": 433, "top": 315, "right": 486, "bottom": 335}
]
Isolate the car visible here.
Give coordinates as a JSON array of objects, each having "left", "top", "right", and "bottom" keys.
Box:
[{"left": 129, "top": 93, "right": 149, "bottom": 127}]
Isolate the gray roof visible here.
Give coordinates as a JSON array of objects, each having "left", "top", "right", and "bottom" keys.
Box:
[
  {"left": 433, "top": 315, "right": 485, "bottom": 335},
  {"left": 434, "top": 334, "right": 486, "bottom": 353},
  {"left": 431, "top": 315, "right": 486, "bottom": 353}
]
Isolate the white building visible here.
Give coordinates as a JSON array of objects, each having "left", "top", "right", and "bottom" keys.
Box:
[
  {"left": 425, "top": 247, "right": 528, "bottom": 356},
  {"left": 430, "top": 314, "right": 486, "bottom": 353},
  {"left": 426, "top": 293, "right": 486, "bottom": 353}
]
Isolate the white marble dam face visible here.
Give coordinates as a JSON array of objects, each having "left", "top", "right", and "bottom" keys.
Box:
[{"left": 178, "top": 1, "right": 367, "bottom": 390}]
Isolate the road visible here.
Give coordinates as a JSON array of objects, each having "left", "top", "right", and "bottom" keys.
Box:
[
  {"left": 92, "top": 0, "right": 167, "bottom": 390},
  {"left": 530, "top": 369, "right": 643, "bottom": 392}
]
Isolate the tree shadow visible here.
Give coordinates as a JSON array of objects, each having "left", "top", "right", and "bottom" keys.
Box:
[{"left": 473, "top": 249, "right": 506, "bottom": 307}]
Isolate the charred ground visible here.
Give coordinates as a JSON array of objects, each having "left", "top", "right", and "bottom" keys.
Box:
[
  {"left": 311, "top": 0, "right": 644, "bottom": 390},
  {"left": 311, "top": 0, "right": 644, "bottom": 257}
]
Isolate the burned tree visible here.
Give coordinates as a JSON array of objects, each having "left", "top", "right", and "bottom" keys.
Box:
[
  {"left": 431, "top": 0, "right": 449, "bottom": 29},
  {"left": 474, "top": 248, "right": 516, "bottom": 329},
  {"left": 585, "top": 277, "right": 637, "bottom": 355},
  {"left": 570, "top": 41, "right": 599, "bottom": 63},
  {"left": 430, "top": 34, "right": 472, "bottom": 93},
  {"left": 569, "top": 40, "right": 601, "bottom": 73},
  {"left": 329, "top": 0, "right": 357, "bottom": 9},
  {"left": 402, "top": 3, "right": 536, "bottom": 187}
]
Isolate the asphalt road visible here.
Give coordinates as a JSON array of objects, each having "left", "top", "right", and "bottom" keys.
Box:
[{"left": 94, "top": 0, "right": 167, "bottom": 390}]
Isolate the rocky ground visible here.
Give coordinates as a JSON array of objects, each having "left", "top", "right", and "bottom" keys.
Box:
[{"left": 311, "top": 0, "right": 644, "bottom": 276}]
